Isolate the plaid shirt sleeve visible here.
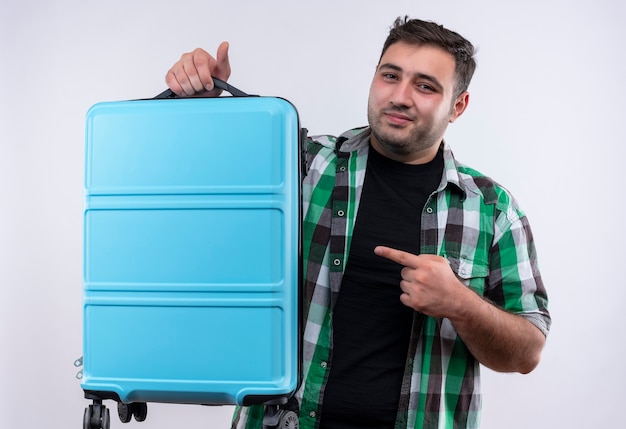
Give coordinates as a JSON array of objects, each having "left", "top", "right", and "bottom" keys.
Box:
[
  {"left": 405, "top": 150, "right": 551, "bottom": 428},
  {"left": 450, "top": 163, "right": 550, "bottom": 336}
]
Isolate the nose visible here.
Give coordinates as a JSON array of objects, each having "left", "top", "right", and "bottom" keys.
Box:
[{"left": 389, "top": 80, "right": 413, "bottom": 108}]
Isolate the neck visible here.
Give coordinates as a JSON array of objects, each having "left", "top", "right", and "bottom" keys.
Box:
[{"left": 369, "top": 134, "right": 442, "bottom": 165}]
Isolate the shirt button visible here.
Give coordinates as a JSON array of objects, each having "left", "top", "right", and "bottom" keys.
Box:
[
  {"left": 339, "top": 166, "right": 346, "bottom": 172},
  {"left": 333, "top": 258, "right": 341, "bottom": 266},
  {"left": 309, "top": 411, "right": 317, "bottom": 418},
  {"left": 321, "top": 361, "right": 328, "bottom": 368},
  {"left": 426, "top": 207, "right": 433, "bottom": 214},
  {"left": 337, "top": 210, "right": 345, "bottom": 217}
]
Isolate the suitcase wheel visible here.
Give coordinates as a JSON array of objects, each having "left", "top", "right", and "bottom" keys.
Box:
[
  {"left": 117, "top": 403, "right": 132, "bottom": 423},
  {"left": 278, "top": 410, "right": 299, "bottom": 429},
  {"left": 263, "top": 406, "right": 299, "bottom": 429},
  {"left": 133, "top": 402, "right": 148, "bottom": 422},
  {"left": 83, "top": 403, "right": 110, "bottom": 429},
  {"left": 117, "top": 402, "right": 148, "bottom": 423}
]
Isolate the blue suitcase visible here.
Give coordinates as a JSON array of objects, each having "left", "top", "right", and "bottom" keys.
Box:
[{"left": 81, "top": 81, "right": 303, "bottom": 429}]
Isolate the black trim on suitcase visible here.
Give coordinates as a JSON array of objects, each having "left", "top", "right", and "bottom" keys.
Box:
[{"left": 154, "top": 77, "right": 255, "bottom": 98}]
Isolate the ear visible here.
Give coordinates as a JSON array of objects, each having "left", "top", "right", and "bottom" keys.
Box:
[{"left": 449, "top": 91, "right": 470, "bottom": 123}]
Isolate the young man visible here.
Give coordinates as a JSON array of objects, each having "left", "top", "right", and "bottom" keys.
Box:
[{"left": 166, "top": 17, "right": 550, "bottom": 429}]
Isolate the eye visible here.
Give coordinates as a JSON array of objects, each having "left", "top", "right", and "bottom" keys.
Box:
[
  {"left": 416, "top": 83, "right": 436, "bottom": 93},
  {"left": 382, "top": 72, "right": 398, "bottom": 81}
]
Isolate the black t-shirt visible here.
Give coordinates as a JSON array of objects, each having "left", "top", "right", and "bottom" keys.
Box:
[{"left": 320, "top": 145, "right": 443, "bottom": 429}]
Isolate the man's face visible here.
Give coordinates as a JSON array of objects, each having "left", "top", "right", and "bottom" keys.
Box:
[{"left": 367, "top": 41, "right": 468, "bottom": 164}]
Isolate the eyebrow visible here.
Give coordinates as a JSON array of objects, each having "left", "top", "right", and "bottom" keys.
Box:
[{"left": 378, "top": 63, "right": 444, "bottom": 91}]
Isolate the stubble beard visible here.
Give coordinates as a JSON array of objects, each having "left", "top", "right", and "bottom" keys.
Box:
[{"left": 367, "top": 104, "right": 448, "bottom": 158}]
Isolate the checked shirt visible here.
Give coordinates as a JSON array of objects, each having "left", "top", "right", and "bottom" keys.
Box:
[{"left": 231, "top": 127, "right": 551, "bottom": 429}]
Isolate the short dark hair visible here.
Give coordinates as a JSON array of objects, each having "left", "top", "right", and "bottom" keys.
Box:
[{"left": 380, "top": 16, "right": 477, "bottom": 99}]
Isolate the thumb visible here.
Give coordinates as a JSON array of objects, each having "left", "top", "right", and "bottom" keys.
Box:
[{"left": 215, "top": 41, "right": 231, "bottom": 76}]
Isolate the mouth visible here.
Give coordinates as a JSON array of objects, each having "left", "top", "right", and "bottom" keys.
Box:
[{"left": 383, "top": 110, "right": 414, "bottom": 126}]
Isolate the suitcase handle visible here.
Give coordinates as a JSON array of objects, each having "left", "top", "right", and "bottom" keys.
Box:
[{"left": 154, "top": 77, "right": 253, "bottom": 99}]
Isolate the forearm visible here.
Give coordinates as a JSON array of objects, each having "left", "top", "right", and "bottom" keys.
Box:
[
  {"left": 448, "top": 287, "right": 546, "bottom": 374},
  {"left": 373, "top": 246, "right": 547, "bottom": 373}
]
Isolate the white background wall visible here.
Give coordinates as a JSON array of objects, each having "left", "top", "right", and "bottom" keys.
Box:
[{"left": 1, "top": 0, "right": 624, "bottom": 428}]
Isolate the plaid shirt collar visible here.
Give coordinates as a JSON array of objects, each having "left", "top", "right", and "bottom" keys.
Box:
[{"left": 338, "top": 126, "right": 470, "bottom": 199}]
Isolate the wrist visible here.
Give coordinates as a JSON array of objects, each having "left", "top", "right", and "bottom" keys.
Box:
[{"left": 446, "top": 283, "right": 488, "bottom": 327}]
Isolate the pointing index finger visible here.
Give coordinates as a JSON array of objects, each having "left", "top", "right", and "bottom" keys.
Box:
[{"left": 374, "top": 246, "right": 419, "bottom": 268}]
